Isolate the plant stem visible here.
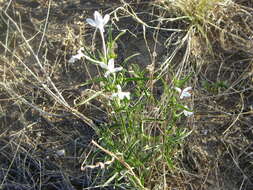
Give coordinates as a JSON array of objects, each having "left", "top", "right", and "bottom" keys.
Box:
[{"left": 100, "top": 30, "right": 107, "bottom": 60}]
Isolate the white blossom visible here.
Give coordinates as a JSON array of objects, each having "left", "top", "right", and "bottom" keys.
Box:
[
  {"left": 111, "top": 85, "right": 130, "bottom": 100},
  {"left": 175, "top": 87, "right": 192, "bottom": 99},
  {"left": 68, "top": 48, "right": 85, "bottom": 63},
  {"left": 183, "top": 105, "right": 194, "bottom": 117},
  {"left": 86, "top": 11, "right": 110, "bottom": 33},
  {"left": 99, "top": 59, "right": 123, "bottom": 78},
  {"left": 56, "top": 149, "right": 66, "bottom": 157}
]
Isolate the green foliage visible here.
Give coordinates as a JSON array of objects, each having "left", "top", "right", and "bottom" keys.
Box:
[
  {"left": 202, "top": 80, "right": 228, "bottom": 94},
  {"left": 71, "top": 10, "right": 194, "bottom": 189}
]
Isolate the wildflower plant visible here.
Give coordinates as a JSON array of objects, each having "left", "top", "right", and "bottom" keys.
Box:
[
  {"left": 100, "top": 59, "right": 123, "bottom": 78},
  {"left": 174, "top": 86, "right": 192, "bottom": 99},
  {"left": 69, "top": 11, "right": 194, "bottom": 189},
  {"left": 86, "top": 11, "right": 110, "bottom": 58},
  {"left": 68, "top": 48, "right": 85, "bottom": 64},
  {"left": 111, "top": 85, "right": 130, "bottom": 100},
  {"left": 183, "top": 105, "right": 194, "bottom": 117}
]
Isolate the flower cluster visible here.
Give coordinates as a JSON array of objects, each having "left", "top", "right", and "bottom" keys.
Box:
[
  {"left": 68, "top": 11, "right": 130, "bottom": 102},
  {"left": 111, "top": 85, "right": 130, "bottom": 100},
  {"left": 86, "top": 11, "right": 110, "bottom": 33},
  {"left": 174, "top": 87, "right": 192, "bottom": 99},
  {"left": 68, "top": 48, "right": 85, "bottom": 64},
  {"left": 175, "top": 86, "right": 194, "bottom": 117},
  {"left": 99, "top": 59, "right": 123, "bottom": 78}
]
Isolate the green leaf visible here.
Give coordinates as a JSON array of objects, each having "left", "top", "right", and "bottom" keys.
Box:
[{"left": 174, "top": 73, "right": 193, "bottom": 87}]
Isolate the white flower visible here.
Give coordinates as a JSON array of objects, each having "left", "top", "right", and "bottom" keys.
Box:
[
  {"left": 175, "top": 87, "right": 192, "bottom": 99},
  {"left": 86, "top": 11, "right": 110, "bottom": 33},
  {"left": 183, "top": 105, "right": 194, "bottom": 117},
  {"left": 99, "top": 59, "right": 123, "bottom": 78},
  {"left": 111, "top": 85, "right": 130, "bottom": 100},
  {"left": 55, "top": 149, "right": 66, "bottom": 157},
  {"left": 68, "top": 48, "right": 85, "bottom": 63}
]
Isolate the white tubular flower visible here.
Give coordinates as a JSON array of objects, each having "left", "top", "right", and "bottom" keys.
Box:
[
  {"left": 175, "top": 87, "right": 192, "bottom": 99},
  {"left": 183, "top": 105, "right": 194, "bottom": 117},
  {"left": 111, "top": 85, "right": 130, "bottom": 100},
  {"left": 68, "top": 48, "right": 85, "bottom": 63},
  {"left": 99, "top": 59, "right": 123, "bottom": 78},
  {"left": 86, "top": 11, "right": 110, "bottom": 33}
]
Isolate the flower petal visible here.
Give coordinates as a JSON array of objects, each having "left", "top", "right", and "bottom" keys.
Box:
[
  {"left": 86, "top": 18, "right": 97, "bottom": 27},
  {"left": 75, "top": 53, "right": 85, "bottom": 60},
  {"left": 111, "top": 86, "right": 130, "bottom": 100},
  {"left": 94, "top": 11, "right": 103, "bottom": 24},
  {"left": 68, "top": 52, "right": 85, "bottom": 63},
  {"left": 116, "top": 85, "right": 122, "bottom": 92},
  {"left": 180, "top": 91, "right": 191, "bottom": 99},
  {"left": 104, "top": 71, "right": 111, "bottom": 78},
  {"left": 123, "top": 92, "right": 130, "bottom": 100},
  {"left": 108, "top": 59, "right": 115, "bottom": 70},
  {"left": 99, "top": 62, "right": 108, "bottom": 69},
  {"left": 111, "top": 93, "right": 117, "bottom": 99},
  {"left": 77, "top": 47, "right": 84, "bottom": 54},
  {"left": 99, "top": 27, "right": 105, "bottom": 33},
  {"left": 113, "top": 67, "right": 123, "bottom": 73},
  {"left": 180, "top": 87, "right": 192, "bottom": 99},
  {"left": 183, "top": 106, "right": 193, "bottom": 117},
  {"left": 103, "top": 14, "right": 110, "bottom": 25},
  {"left": 183, "top": 110, "right": 194, "bottom": 117},
  {"left": 68, "top": 57, "right": 77, "bottom": 63},
  {"left": 117, "top": 92, "right": 130, "bottom": 100},
  {"left": 174, "top": 87, "right": 182, "bottom": 94},
  {"left": 183, "top": 87, "right": 192, "bottom": 92}
]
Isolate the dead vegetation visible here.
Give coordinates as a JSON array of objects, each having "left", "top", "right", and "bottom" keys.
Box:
[{"left": 0, "top": 0, "right": 253, "bottom": 189}]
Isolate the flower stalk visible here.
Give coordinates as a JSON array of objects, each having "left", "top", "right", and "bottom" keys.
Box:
[{"left": 86, "top": 11, "right": 110, "bottom": 59}]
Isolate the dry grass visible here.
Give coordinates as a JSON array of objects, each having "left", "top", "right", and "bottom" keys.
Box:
[{"left": 0, "top": 0, "right": 253, "bottom": 189}]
